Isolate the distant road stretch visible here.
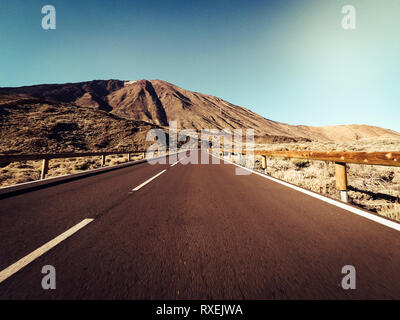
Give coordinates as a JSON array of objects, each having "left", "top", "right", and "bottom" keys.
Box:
[{"left": 0, "top": 151, "right": 399, "bottom": 299}]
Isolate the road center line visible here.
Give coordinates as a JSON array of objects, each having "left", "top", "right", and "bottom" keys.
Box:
[
  {"left": 0, "top": 218, "right": 94, "bottom": 284},
  {"left": 132, "top": 169, "right": 167, "bottom": 191},
  {"left": 170, "top": 160, "right": 180, "bottom": 167}
]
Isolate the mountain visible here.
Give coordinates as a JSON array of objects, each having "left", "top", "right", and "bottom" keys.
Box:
[
  {"left": 0, "top": 101, "right": 161, "bottom": 154},
  {"left": 1, "top": 79, "right": 399, "bottom": 153},
  {"left": 294, "top": 124, "right": 400, "bottom": 142}
]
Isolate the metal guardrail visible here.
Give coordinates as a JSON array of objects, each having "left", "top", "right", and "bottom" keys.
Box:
[
  {"left": 0, "top": 150, "right": 149, "bottom": 180},
  {"left": 0, "top": 150, "right": 147, "bottom": 162},
  {"left": 0, "top": 147, "right": 199, "bottom": 182},
  {"left": 219, "top": 149, "right": 400, "bottom": 167},
  {"left": 1, "top": 147, "right": 399, "bottom": 203},
  {"left": 217, "top": 149, "right": 400, "bottom": 203}
]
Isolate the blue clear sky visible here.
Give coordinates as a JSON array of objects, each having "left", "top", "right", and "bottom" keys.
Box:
[{"left": 1, "top": 0, "right": 399, "bottom": 131}]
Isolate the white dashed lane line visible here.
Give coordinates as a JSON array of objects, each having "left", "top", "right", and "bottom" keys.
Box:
[
  {"left": 132, "top": 169, "right": 167, "bottom": 191},
  {"left": 0, "top": 161, "right": 175, "bottom": 284},
  {"left": 170, "top": 160, "right": 180, "bottom": 167},
  {"left": 0, "top": 218, "right": 94, "bottom": 284}
]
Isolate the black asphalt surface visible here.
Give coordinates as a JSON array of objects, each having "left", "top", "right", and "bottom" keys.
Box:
[{"left": 0, "top": 151, "right": 399, "bottom": 299}]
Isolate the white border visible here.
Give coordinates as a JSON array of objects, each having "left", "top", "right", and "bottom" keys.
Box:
[
  {"left": 0, "top": 218, "right": 94, "bottom": 284},
  {"left": 0, "top": 152, "right": 183, "bottom": 196},
  {"left": 210, "top": 152, "right": 400, "bottom": 232}
]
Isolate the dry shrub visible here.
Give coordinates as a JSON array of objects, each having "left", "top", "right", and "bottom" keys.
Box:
[
  {"left": 0, "top": 154, "right": 145, "bottom": 188},
  {"left": 234, "top": 139, "right": 400, "bottom": 222}
]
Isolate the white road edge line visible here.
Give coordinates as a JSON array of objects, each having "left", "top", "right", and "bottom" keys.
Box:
[
  {"left": 209, "top": 152, "right": 400, "bottom": 232},
  {"left": 0, "top": 218, "right": 94, "bottom": 284},
  {"left": 132, "top": 169, "right": 167, "bottom": 191},
  {"left": 170, "top": 160, "right": 180, "bottom": 167}
]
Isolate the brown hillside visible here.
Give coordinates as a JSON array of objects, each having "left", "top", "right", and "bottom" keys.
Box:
[
  {"left": 0, "top": 101, "right": 160, "bottom": 154},
  {"left": 1, "top": 79, "right": 399, "bottom": 144}
]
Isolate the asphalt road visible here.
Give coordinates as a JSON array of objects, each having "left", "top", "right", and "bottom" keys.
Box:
[{"left": 0, "top": 151, "right": 399, "bottom": 299}]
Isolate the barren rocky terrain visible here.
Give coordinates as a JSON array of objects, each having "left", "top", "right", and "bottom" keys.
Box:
[
  {"left": 2, "top": 79, "right": 400, "bottom": 143},
  {"left": 232, "top": 139, "right": 400, "bottom": 221},
  {"left": 0, "top": 101, "right": 159, "bottom": 154},
  {"left": 1, "top": 79, "right": 399, "bottom": 221}
]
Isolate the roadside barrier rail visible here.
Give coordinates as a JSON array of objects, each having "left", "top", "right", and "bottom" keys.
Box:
[
  {"left": 0, "top": 150, "right": 151, "bottom": 180},
  {"left": 217, "top": 149, "right": 400, "bottom": 202}
]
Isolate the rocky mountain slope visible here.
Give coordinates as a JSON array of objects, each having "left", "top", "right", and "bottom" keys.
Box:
[
  {"left": 0, "top": 101, "right": 160, "bottom": 154},
  {"left": 1, "top": 79, "right": 399, "bottom": 154}
]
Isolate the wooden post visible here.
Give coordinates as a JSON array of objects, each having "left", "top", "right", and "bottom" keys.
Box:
[
  {"left": 40, "top": 158, "right": 49, "bottom": 180},
  {"left": 142, "top": 152, "right": 146, "bottom": 159},
  {"left": 261, "top": 155, "right": 267, "bottom": 174},
  {"left": 335, "top": 162, "right": 348, "bottom": 202},
  {"left": 101, "top": 155, "right": 106, "bottom": 167},
  {"left": 127, "top": 153, "right": 131, "bottom": 162}
]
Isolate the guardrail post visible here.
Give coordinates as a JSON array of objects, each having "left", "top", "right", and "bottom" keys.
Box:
[
  {"left": 261, "top": 155, "right": 267, "bottom": 174},
  {"left": 335, "top": 162, "right": 348, "bottom": 202},
  {"left": 101, "top": 155, "right": 106, "bottom": 167},
  {"left": 40, "top": 158, "right": 49, "bottom": 180}
]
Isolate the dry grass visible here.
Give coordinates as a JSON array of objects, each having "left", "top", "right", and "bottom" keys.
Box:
[
  {"left": 0, "top": 102, "right": 159, "bottom": 154},
  {"left": 0, "top": 100, "right": 161, "bottom": 187},
  {"left": 0, "top": 154, "right": 144, "bottom": 188},
  {"left": 1, "top": 137, "right": 400, "bottom": 222},
  {"left": 233, "top": 139, "right": 400, "bottom": 222}
]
